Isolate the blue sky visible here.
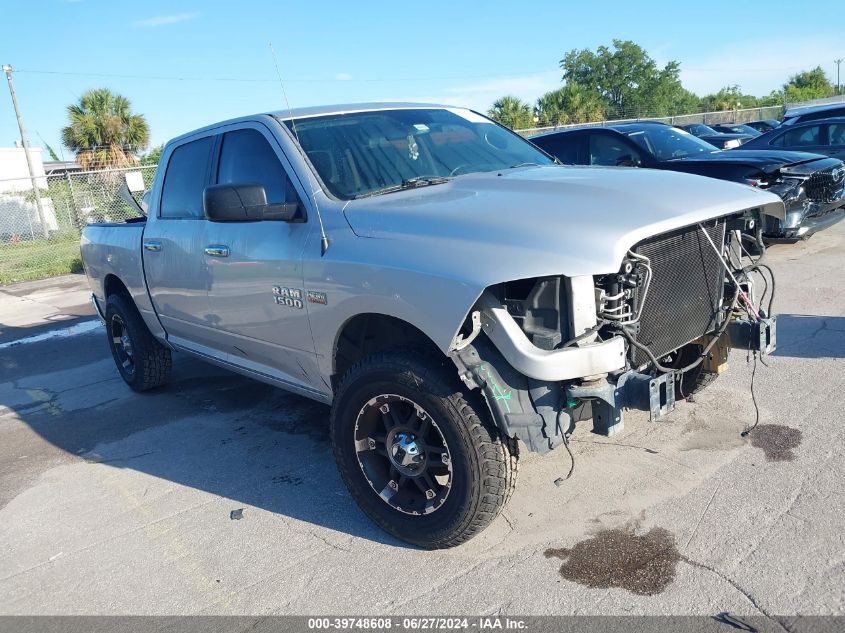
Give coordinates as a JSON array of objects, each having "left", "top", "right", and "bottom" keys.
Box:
[{"left": 1, "top": 0, "right": 843, "bottom": 159}]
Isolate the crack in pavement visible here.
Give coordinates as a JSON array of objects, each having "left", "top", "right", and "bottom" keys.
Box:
[
  {"left": 682, "top": 556, "right": 790, "bottom": 632},
  {"left": 685, "top": 478, "right": 722, "bottom": 548}
]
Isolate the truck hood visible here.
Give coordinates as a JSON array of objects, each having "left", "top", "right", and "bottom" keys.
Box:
[
  {"left": 342, "top": 165, "right": 784, "bottom": 279},
  {"left": 668, "top": 149, "right": 832, "bottom": 174}
]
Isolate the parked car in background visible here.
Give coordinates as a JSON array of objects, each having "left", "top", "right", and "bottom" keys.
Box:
[
  {"left": 678, "top": 123, "right": 753, "bottom": 148},
  {"left": 745, "top": 119, "right": 781, "bottom": 133},
  {"left": 739, "top": 117, "right": 845, "bottom": 160},
  {"left": 781, "top": 102, "right": 845, "bottom": 126},
  {"left": 711, "top": 123, "right": 762, "bottom": 137},
  {"left": 80, "top": 103, "right": 784, "bottom": 548},
  {"left": 530, "top": 122, "right": 845, "bottom": 240}
]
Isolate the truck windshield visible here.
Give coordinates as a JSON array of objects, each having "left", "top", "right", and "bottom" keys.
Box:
[
  {"left": 625, "top": 126, "right": 718, "bottom": 160},
  {"left": 280, "top": 108, "right": 554, "bottom": 199}
]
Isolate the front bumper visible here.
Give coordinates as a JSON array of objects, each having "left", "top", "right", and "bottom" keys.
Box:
[
  {"left": 475, "top": 291, "right": 626, "bottom": 381},
  {"left": 762, "top": 180, "right": 845, "bottom": 239},
  {"left": 455, "top": 310, "right": 778, "bottom": 451},
  {"left": 764, "top": 204, "right": 845, "bottom": 241}
]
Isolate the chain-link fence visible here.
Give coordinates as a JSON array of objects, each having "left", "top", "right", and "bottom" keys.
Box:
[
  {"left": 515, "top": 105, "right": 785, "bottom": 137},
  {"left": 0, "top": 165, "right": 156, "bottom": 284}
]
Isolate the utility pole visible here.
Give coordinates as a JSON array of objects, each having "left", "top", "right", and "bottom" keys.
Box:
[
  {"left": 836, "top": 59, "right": 843, "bottom": 95},
  {"left": 3, "top": 64, "right": 49, "bottom": 238}
]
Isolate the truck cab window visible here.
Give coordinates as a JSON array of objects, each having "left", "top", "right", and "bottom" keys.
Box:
[
  {"left": 159, "top": 136, "right": 213, "bottom": 219},
  {"left": 589, "top": 134, "right": 641, "bottom": 166},
  {"left": 537, "top": 136, "right": 580, "bottom": 164},
  {"left": 217, "top": 128, "right": 299, "bottom": 205}
]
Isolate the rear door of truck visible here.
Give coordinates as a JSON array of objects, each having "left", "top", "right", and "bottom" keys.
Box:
[{"left": 142, "top": 134, "right": 217, "bottom": 349}]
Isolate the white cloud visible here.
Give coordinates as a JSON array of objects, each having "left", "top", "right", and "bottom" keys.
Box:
[
  {"left": 335, "top": 73, "right": 353, "bottom": 81},
  {"left": 135, "top": 13, "right": 199, "bottom": 28},
  {"left": 385, "top": 70, "right": 561, "bottom": 112},
  {"left": 680, "top": 35, "right": 843, "bottom": 96}
]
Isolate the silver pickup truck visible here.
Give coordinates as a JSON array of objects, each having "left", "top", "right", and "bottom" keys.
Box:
[{"left": 81, "top": 103, "right": 784, "bottom": 548}]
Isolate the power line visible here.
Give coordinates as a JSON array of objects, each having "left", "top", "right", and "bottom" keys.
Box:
[{"left": 13, "top": 68, "right": 561, "bottom": 84}]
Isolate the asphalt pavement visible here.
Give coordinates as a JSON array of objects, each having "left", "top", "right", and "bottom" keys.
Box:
[{"left": 1, "top": 226, "right": 844, "bottom": 617}]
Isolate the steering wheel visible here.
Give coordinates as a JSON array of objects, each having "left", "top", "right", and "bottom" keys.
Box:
[{"left": 450, "top": 164, "right": 470, "bottom": 176}]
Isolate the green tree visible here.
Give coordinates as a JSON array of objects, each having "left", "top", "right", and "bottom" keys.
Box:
[
  {"left": 757, "top": 91, "right": 785, "bottom": 107},
  {"left": 535, "top": 85, "right": 605, "bottom": 126},
  {"left": 560, "top": 40, "right": 690, "bottom": 118},
  {"left": 487, "top": 95, "right": 535, "bottom": 130},
  {"left": 140, "top": 144, "right": 164, "bottom": 167},
  {"left": 61, "top": 88, "right": 150, "bottom": 170},
  {"left": 783, "top": 66, "right": 836, "bottom": 103},
  {"left": 699, "top": 85, "right": 760, "bottom": 112}
]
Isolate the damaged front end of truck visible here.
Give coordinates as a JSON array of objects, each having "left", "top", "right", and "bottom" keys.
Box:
[{"left": 450, "top": 211, "right": 777, "bottom": 452}]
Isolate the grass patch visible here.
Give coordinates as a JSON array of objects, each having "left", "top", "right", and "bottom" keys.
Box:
[{"left": 0, "top": 231, "right": 83, "bottom": 285}]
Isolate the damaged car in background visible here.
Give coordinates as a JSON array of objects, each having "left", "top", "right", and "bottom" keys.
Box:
[
  {"left": 82, "top": 104, "right": 784, "bottom": 548},
  {"left": 531, "top": 121, "right": 845, "bottom": 240}
]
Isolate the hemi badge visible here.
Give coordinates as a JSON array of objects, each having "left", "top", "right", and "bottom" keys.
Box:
[{"left": 307, "top": 291, "right": 328, "bottom": 305}]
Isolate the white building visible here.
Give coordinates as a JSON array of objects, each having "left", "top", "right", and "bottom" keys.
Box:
[
  {"left": 0, "top": 147, "right": 59, "bottom": 237},
  {"left": 0, "top": 146, "right": 48, "bottom": 191}
]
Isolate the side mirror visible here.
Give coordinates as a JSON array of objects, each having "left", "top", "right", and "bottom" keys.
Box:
[{"left": 203, "top": 183, "right": 301, "bottom": 222}]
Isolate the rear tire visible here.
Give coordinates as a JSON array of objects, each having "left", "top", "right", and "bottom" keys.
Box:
[
  {"left": 105, "top": 293, "right": 171, "bottom": 392},
  {"left": 330, "top": 349, "right": 518, "bottom": 549}
]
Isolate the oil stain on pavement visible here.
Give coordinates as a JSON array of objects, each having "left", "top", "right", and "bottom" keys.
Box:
[
  {"left": 748, "top": 424, "right": 802, "bottom": 461},
  {"left": 544, "top": 526, "right": 681, "bottom": 595}
]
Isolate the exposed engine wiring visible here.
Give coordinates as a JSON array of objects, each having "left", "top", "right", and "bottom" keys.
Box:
[
  {"left": 556, "top": 408, "right": 575, "bottom": 480},
  {"left": 697, "top": 223, "right": 761, "bottom": 321},
  {"left": 561, "top": 319, "right": 610, "bottom": 348},
  {"left": 747, "top": 262, "right": 776, "bottom": 317},
  {"left": 598, "top": 250, "right": 653, "bottom": 325},
  {"left": 741, "top": 351, "right": 761, "bottom": 437},
  {"left": 555, "top": 396, "right": 576, "bottom": 480},
  {"left": 738, "top": 235, "right": 776, "bottom": 317},
  {"left": 617, "top": 284, "right": 741, "bottom": 375}
]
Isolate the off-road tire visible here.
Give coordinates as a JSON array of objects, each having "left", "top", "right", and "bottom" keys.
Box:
[
  {"left": 105, "top": 293, "right": 171, "bottom": 392},
  {"left": 330, "top": 349, "right": 518, "bottom": 549}
]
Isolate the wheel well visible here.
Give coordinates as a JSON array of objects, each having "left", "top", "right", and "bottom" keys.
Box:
[
  {"left": 104, "top": 274, "right": 129, "bottom": 299},
  {"left": 333, "top": 314, "right": 441, "bottom": 388}
]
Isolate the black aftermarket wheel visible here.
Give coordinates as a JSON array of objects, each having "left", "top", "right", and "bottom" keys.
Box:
[
  {"left": 105, "top": 293, "right": 171, "bottom": 392},
  {"left": 330, "top": 349, "right": 518, "bottom": 549}
]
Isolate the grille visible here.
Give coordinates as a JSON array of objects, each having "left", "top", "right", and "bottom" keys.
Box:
[
  {"left": 805, "top": 165, "right": 845, "bottom": 204},
  {"left": 631, "top": 221, "right": 726, "bottom": 366}
]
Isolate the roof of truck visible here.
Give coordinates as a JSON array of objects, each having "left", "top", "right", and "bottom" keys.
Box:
[
  {"left": 271, "top": 102, "right": 452, "bottom": 120},
  {"left": 166, "top": 102, "right": 461, "bottom": 145}
]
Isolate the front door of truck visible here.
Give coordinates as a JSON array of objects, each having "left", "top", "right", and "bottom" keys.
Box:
[
  {"left": 203, "top": 124, "right": 318, "bottom": 391},
  {"left": 143, "top": 135, "right": 217, "bottom": 349}
]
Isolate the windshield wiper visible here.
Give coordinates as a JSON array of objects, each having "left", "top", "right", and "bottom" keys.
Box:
[
  {"left": 509, "top": 162, "right": 541, "bottom": 169},
  {"left": 353, "top": 176, "right": 451, "bottom": 199}
]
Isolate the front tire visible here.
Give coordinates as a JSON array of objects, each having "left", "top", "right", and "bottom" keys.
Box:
[
  {"left": 674, "top": 343, "right": 719, "bottom": 400},
  {"left": 105, "top": 293, "right": 171, "bottom": 392},
  {"left": 330, "top": 349, "right": 517, "bottom": 549}
]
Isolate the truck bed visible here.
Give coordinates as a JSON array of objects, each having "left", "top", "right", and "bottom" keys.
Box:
[{"left": 81, "top": 221, "right": 147, "bottom": 312}]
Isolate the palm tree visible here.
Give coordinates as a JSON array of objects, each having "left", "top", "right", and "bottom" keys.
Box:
[
  {"left": 487, "top": 96, "right": 535, "bottom": 130},
  {"left": 61, "top": 88, "right": 150, "bottom": 170},
  {"left": 536, "top": 85, "right": 605, "bottom": 127}
]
